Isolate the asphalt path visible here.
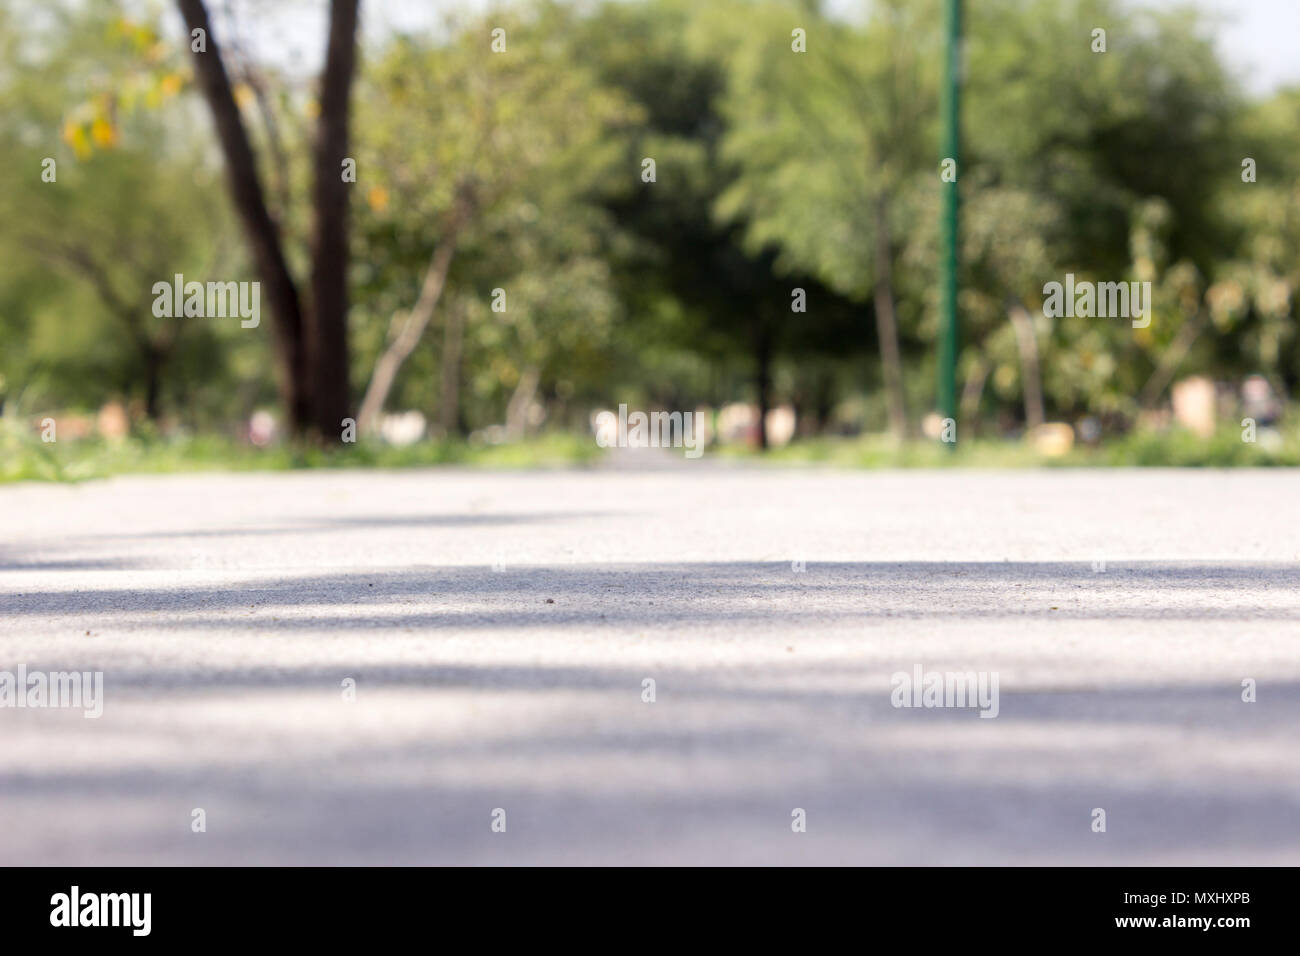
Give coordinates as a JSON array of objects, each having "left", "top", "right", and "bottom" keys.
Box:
[{"left": 2, "top": 464, "right": 1297, "bottom": 864}]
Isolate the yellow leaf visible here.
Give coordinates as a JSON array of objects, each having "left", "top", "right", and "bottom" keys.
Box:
[
  {"left": 234, "top": 84, "right": 255, "bottom": 109},
  {"left": 367, "top": 186, "right": 390, "bottom": 212},
  {"left": 63, "top": 122, "right": 91, "bottom": 159},
  {"left": 90, "top": 117, "right": 117, "bottom": 148},
  {"left": 160, "top": 73, "right": 183, "bottom": 97}
]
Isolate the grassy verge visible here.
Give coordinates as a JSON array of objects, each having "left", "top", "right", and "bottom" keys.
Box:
[
  {"left": 4, "top": 420, "right": 1297, "bottom": 483},
  {"left": 0, "top": 425, "right": 600, "bottom": 483},
  {"left": 719, "top": 423, "right": 1300, "bottom": 468}
]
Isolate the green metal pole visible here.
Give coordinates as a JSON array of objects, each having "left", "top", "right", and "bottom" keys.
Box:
[{"left": 938, "top": 0, "right": 962, "bottom": 445}]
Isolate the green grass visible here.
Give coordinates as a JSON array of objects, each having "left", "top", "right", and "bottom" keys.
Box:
[
  {"left": 4, "top": 418, "right": 1297, "bottom": 483},
  {"left": 0, "top": 424, "right": 600, "bottom": 483},
  {"left": 722, "top": 423, "right": 1300, "bottom": 468}
]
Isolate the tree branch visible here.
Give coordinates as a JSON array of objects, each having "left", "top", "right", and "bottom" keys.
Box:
[
  {"left": 356, "top": 185, "right": 474, "bottom": 435},
  {"left": 176, "top": 0, "right": 309, "bottom": 432}
]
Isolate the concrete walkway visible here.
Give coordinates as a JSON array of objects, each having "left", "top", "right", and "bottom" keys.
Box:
[{"left": 1, "top": 465, "right": 1297, "bottom": 864}]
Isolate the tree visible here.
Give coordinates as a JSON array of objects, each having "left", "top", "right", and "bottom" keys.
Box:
[
  {"left": 963, "top": 0, "right": 1242, "bottom": 425},
  {"left": 706, "top": 0, "right": 942, "bottom": 441},
  {"left": 0, "top": 2, "right": 232, "bottom": 424},
  {"left": 351, "top": 6, "right": 637, "bottom": 437},
  {"left": 576, "top": 0, "right": 863, "bottom": 448},
  {"left": 176, "top": 0, "right": 359, "bottom": 441}
]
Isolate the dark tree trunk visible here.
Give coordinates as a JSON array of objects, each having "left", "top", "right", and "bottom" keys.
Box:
[
  {"left": 755, "top": 321, "right": 772, "bottom": 450},
  {"left": 307, "top": 0, "right": 360, "bottom": 441},
  {"left": 143, "top": 348, "right": 163, "bottom": 421},
  {"left": 438, "top": 304, "right": 466, "bottom": 437},
  {"left": 814, "top": 371, "right": 835, "bottom": 435},
  {"left": 176, "top": 0, "right": 310, "bottom": 436},
  {"left": 873, "top": 197, "right": 907, "bottom": 441}
]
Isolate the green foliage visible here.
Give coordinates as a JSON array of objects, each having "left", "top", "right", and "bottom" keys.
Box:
[
  {"left": 2, "top": 0, "right": 1297, "bottom": 476},
  {"left": 0, "top": 0, "right": 248, "bottom": 424},
  {"left": 351, "top": 2, "right": 639, "bottom": 428},
  {"left": 711, "top": 0, "right": 940, "bottom": 299}
]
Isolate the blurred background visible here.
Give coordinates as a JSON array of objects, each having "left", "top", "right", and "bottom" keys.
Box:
[{"left": 4, "top": 0, "right": 1300, "bottom": 478}]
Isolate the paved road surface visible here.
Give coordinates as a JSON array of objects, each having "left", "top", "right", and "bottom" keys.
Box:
[{"left": 2, "top": 464, "right": 1298, "bottom": 864}]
